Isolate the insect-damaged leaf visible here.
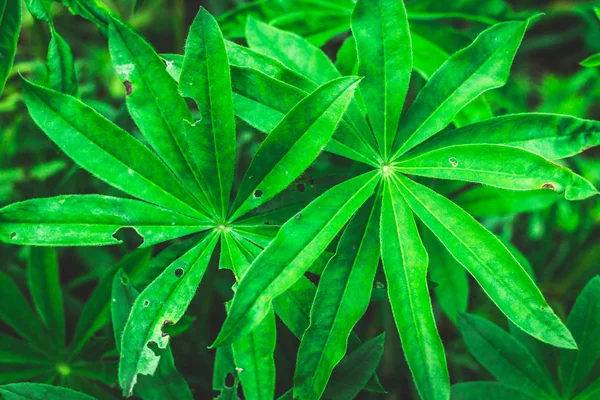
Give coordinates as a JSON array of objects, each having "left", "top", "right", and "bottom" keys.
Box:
[
  {"left": 180, "top": 8, "right": 236, "bottom": 219},
  {"left": 212, "top": 170, "right": 380, "bottom": 347},
  {"left": 229, "top": 76, "right": 361, "bottom": 220},
  {"left": 0, "top": 195, "right": 210, "bottom": 247},
  {"left": 21, "top": 79, "right": 208, "bottom": 219},
  {"left": 119, "top": 232, "right": 218, "bottom": 395}
]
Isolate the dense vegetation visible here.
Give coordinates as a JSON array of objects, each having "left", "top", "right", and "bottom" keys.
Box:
[{"left": 1, "top": 1, "right": 599, "bottom": 399}]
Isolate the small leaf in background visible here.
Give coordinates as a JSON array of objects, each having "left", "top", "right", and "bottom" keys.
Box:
[{"left": 0, "top": 0, "right": 20, "bottom": 95}]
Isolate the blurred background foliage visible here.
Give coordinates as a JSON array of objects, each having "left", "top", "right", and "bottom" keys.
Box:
[{"left": 1, "top": 0, "right": 599, "bottom": 399}]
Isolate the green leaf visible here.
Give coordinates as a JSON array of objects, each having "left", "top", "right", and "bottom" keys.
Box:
[
  {"left": 229, "top": 76, "right": 361, "bottom": 220},
  {"left": 0, "top": 271, "right": 50, "bottom": 354},
  {"left": 392, "top": 19, "right": 530, "bottom": 158},
  {"left": 221, "top": 234, "right": 277, "bottom": 400},
  {"left": 24, "top": 0, "right": 52, "bottom": 23},
  {"left": 422, "top": 229, "right": 469, "bottom": 323},
  {"left": 453, "top": 186, "right": 560, "bottom": 217},
  {"left": 457, "top": 313, "right": 557, "bottom": 399},
  {"left": 408, "top": 113, "right": 600, "bottom": 160},
  {"left": 0, "top": 0, "right": 21, "bottom": 95},
  {"left": 450, "top": 382, "right": 539, "bottom": 400},
  {"left": 57, "top": 0, "right": 114, "bottom": 32},
  {"left": 180, "top": 8, "right": 236, "bottom": 219},
  {"left": 0, "top": 383, "right": 95, "bottom": 400},
  {"left": 294, "top": 198, "right": 381, "bottom": 400},
  {"left": 381, "top": 177, "right": 449, "bottom": 400},
  {"left": 0, "top": 334, "right": 50, "bottom": 366},
  {"left": 119, "top": 232, "right": 218, "bottom": 395},
  {"left": 212, "top": 170, "right": 380, "bottom": 347},
  {"left": 352, "top": 0, "right": 411, "bottom": 158},
  {"left": 574, "top": 378, "right": 600, "bottom": 400},
  {"left": 322, "top": 333, "right": 386, "bottom": 400},
  {"left": 26, "top": 248, "right": 65, "bottom": 348},
  {"left": 0, "top": 195, "right": 210, "bottom": 247},
  {"left": 112, "top": 270, "right": 194, "bottom": 400},
  {"left": 581, "top": 53, "right": 600, "bottom": 68},
  {"left": 242, "top": 19, "right": 379, "bottom": 163},
  {"left": 70, "top": 248, "right": 152, "bottom": 357},
  {"left": 21, "top": 78, "right": 207, "bottom": 219},
  {"left": 108, "top": 18, "right": 214, "bottom": 217},
  {"left": 393, "top": 174, "right": 576, "bottom": 349},
  {"left": 47, "top": 28, "right": 79, "bottom": 97},
  {"left": 395, "top": 144, "right": 598, "bottom": 200},
  {"left": 560, "top": 276, "right": 600, "bottom": 396}
]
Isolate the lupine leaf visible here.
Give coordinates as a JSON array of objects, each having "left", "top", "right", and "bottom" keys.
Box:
[
  {"left": 119, "top": 232, "right": 218, "bottom": 395},
  {"left": 322, "top": 333, "right": 386, "bottom": 400},
  {"left": 560, "top": 276, "right": 600, "bottom": 396},
  {"left": 21, "top": 79, "right": 207, "bottom": 219},
  {"left": 112, "top": 270, "right": 194, "bottom": 400},
  {"left": 392, "top": 19, "right": 531, "bottom": 158},
  {"left": 70, "top": 248, "right": 152, "bottom": 357},
  {"left": 408, "top": 114, "right": 600, "bottom": 160},
  {"left": 180, "top": 8, "right": 236, "bottom": 219},
  {"left": 352, "top": 0, "right": 412, "bottom": 158},
  {"left": 47, "top": 28, "right": 79, "bottom": 97},
  {"left": 0, "top": 271, "right": 50, "bottom": 354},
  {"left": 574, "top": 378, "right": 600, "bottom": 400},
  {"left": 57, "top": 0, "right": 114, "bottom": 32},
  {"left": 221, "top": 234, "right": 277, "bottom": 400},
  {"left": 294, "top": 198, "right": 381, "bottom": 400},
  {"left": 0, "top": 0, "right": 20, "bottom": 95},
  {"left": 108, "top": 18, "right": 215, "bottom": 217},
  {"left": 0, "top": 334, "right": 50, "bottom": 366},
  {"left": 393, "top": 174, "right": 576, "bottom": 349},
  {"left": 395, "top": 144, "right": 598, "bottom": 200},
  {"left": 422, "top": 229, "right": 469, "bottom": 323},
  {"left": 581, "top": 53, "right": 600, "bottom": 68},
  {"left": 212, "top": 170, "right": 380, "bottom": 347},
  {"left": 381, "top": 176, "right": 449, "bottom": 400},
  {"left": 450, "top": 382, "right": 539, "bottom": 400},
  {"left": 244, "top": 18, "right": 379, "bottom": 163},
  {"left": 0, "top": 383, "right": 95, "bottom": 400},
  {"left": 0, "top": 195, "right": 210, "bottom": 247},
  {"left": 26, "top": 248, "right": 65, "bottom": 348},
  {"left": 229, "top": 76, "right": 361, "bottom": 220},
  {"left": 458, "top": 313, "right": 557, "bottom": 399},
  {"left": 453, "top": 186, "right": 560, "bottom": 217}
]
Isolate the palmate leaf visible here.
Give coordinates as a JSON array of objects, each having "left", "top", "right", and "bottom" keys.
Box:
[
  {"left": 560, "top": 275, "right": 600, "bottom": 397},
  {"left": 407, "top": 113, "right": 600, "bottom": 161},
  {"left": 229, "top": 76, "right": 361, "bottom": 220},
  {"left": 119, "top": 232, "right": 218, "bottom": 395},
  {"left": 352, "top": 0, "right": 412, "bottom": 158},
  {"left": 294, "top": 197, "right": 380, "bottom": 399},
  {"left": 109, "top": 18, "right": 217, "bottom": 218},
  {"left": 381, "top": 177, "right": 449, "bottom": 400},
  {"left": 457, "top": 313, "right": 557, "bottom": 399},
  {"left": 391, "top": 18, "right": 532, "bottom": 159},
  {"left": 393, "top": 175, "right": 576, "bottom": 349},
  {"left": 26, "top": 248, "right": 65, "bottom": 349},
  {"left": 0, "top": 195, "right": 211, "bottom": 247},
  {"left": 20, "top": 79, "right": 207, "bottom": 219},
  {"left": 180, "top": 8, "right": 236, "bottom": 220},
  {"left": 395, "top": 144, "right": 598, "bottom": 200},
  {"left": 212, "top": 170, "right": 380, "bottom": 347},
  {"left": 112, "top": 270, "right": 193, "bottom": 400},
  {"left": 0, "top": 0, "right": 20, "bottom": 95},
  {"left": 0, "top": 383, "right": 95, "bottom": 400}
]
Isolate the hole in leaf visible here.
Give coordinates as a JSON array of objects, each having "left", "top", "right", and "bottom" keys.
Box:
[
  {"left": 112, "top": 227, "right": 144, "bottom": 248},
  {"left": 143, "top": 300, "right": 150, "bottom": 307},
  {"left": 253, "top": 189, "right": 263, "bottom": 198},
  {"left": 9, "top": 232, "right": 16, "bottom": 240},
  {"left": 225, "top": 373, "right": 235, "bottom": 388},
  {"left": 264, "top": 221, "right": 271, "bottom": 225},
  {"left": 124, "top": 80, "right": 133, "bottom": 95},
  {"left": 120, "top": 275, "right": 129, "bottom": 285},
  {"left": 296, "top": 183, "right": 305, "bottom": 192},
  {"left": 174, "top": 268, "right": 184, "bottom": 278},
  {"left": 295, "top": 214, "right": 302, "bottom": 220}
]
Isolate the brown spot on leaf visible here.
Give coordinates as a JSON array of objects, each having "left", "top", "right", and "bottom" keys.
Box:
[
  {"left": 542, "top": 183, "right": 556, "bottom": 190},
  {"left": 124, "top": 80, "right": 132, "bottom": 95}
]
